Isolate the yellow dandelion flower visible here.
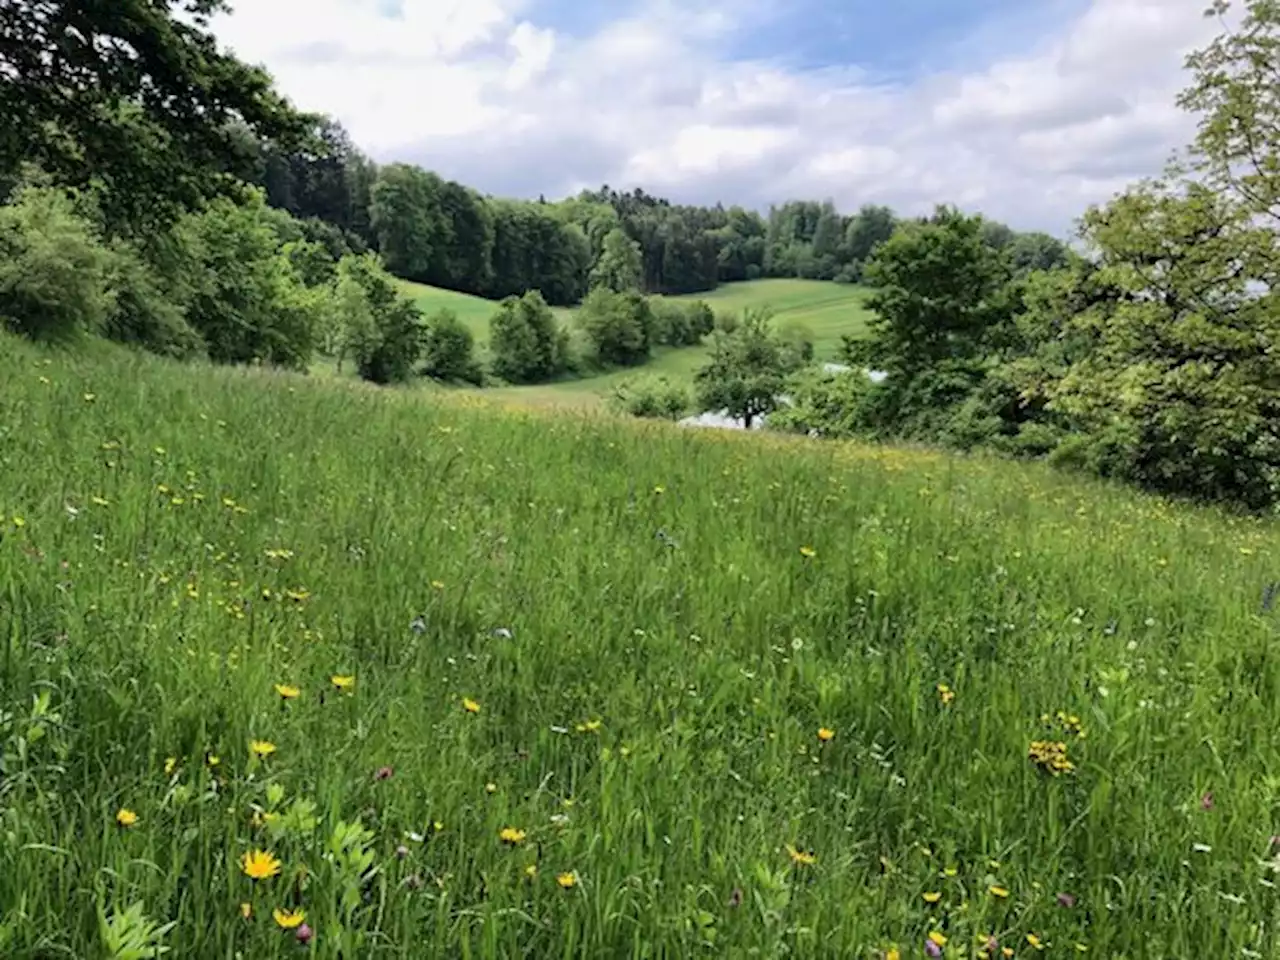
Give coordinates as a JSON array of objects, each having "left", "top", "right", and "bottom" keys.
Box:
[
  {"left": 786, "top": 844, "right": 817, "bottom": 866},
  {"left": 922, "top": 891, "right": 942, "bottom": 904},
  {"left": 886, "top": 950, "right": 901, "bottom": 960},
  {"left": 937, "top": 683, "right": 955, "bottom": 705},
  {"left": 249, "top": 740, "right": 277, "bottom": 759},
  {"left": 928, "top": 931, "right": 948, "bottom": 947},
  {"left": 1026, "top": 933, "right": 1045, "bottom": 950},
  {"left": 274, "top": 683, "right": 300, "bottom": 700},
  {"left": 499, "top": 826, "right": 526, "bottom": 845},
  {"left": 241, "top": 849, "right": 282, "bottom": 881},
  {"left": 799, "top": 545, "right": 817, "bottom": 559},
  {"left": 525, "top": 864, "right": 538, "bottom": 879},
  {"left": 164, "top": 757, "right": 177, "bottom": 776},
  {"left": 462, "top": 697, "right": 480, "bottom": 714},
  {"left": 206, "top": 753, "right": 220, "bottom": 768},
  {"left": 330, "top": 674, "right": 355, "bottom": 692},
  {"left": 115, "top": 808, "right": 139, "bottom": 828},
  {"left": 272, "top": 907, "right": 305, "bottom": 929},
  {"left": 239, "top": 902, "right": 253, "bottom": 920},
  {"left": 817, "top": 727, "right": 835, "bottom": 742},
  {"left": 556, "top": 871, "right": 577, "bottom": 889},
  {"left": 989, "top": 885, "right": 1009, "bottom": 899}
]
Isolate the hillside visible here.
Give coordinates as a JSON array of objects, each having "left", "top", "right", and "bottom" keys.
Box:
[
  {"left": 397, "top": 278, "right": 874, "bottom": 410},
  {"left": 2, "top": 331, "right": 1277, "bottom": 957}
]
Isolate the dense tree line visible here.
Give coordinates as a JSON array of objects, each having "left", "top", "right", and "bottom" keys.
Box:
[{"left": 246, "top": 136, "right": 1070, "bottom": 303}]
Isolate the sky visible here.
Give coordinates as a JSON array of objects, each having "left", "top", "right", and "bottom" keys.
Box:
[{"left": 209, "top": 0, "right": 1224, "bottom": 236}]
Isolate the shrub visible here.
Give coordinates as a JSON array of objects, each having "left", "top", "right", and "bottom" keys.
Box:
[
  {"left": 768, "top": 367, "right": 874, "bottom": 438},
  {"left": 176, "top": 191, "right": 323, "bottom": 370},
  {"left": 0, "top": 186, "right": 115, "bottom": 342},
  {"left": 422, "top": 309, "right": 482, "bottom": 384},
  {"left": 577, "top": 287, "right": 653, "bottom": 366},
  {"left": 333, "top": 253, "right": 424, "bottom": 385},
  {"left": 608, "top": 375, "right": 690, "bottom": 420},
  {"left": 489, "top": 290, "right": 569, "bottom": 383}
]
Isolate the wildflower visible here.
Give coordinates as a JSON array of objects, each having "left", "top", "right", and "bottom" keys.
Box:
[
  {"left": 1027, "top": 739, "right": 1075, "bottom": 775},
  {"left": 242, "top": 849, "right": 283, "bottom": 880},
  {"left": 485, "top": 782, "right": 498, "bottom": 794},
  {"left": 653, "top": 485, "right": 665, "bottom": 494},
  {"left": 525, "top": 864, "right": 538, "bottom": 880},
  {"left": 1027, "top": 933, "right": 1045, "bottom": 950},
  {"left": 296, "top": 923, "right": 313, "bottom": 946},
  {"left": 1201, "top": 791, "right": 1214, "bottom": 811},
  {"left": 164, "top": 757, "right": 177, "bottom": 776},
  {"left": 206, "top": 753, "right": 221, "bottom": 768},
  {"left": 937, "top": 683, "right": 955, "bottom": 706},
  {"left": 556, "top": 871, "right": 577, "bottom": 889},
  {"left": 462, "top": 697, "right": 480, "bottom": 714},
  {"left": 928, "top": 931, "right": 947, "bottom": 947},
  {"left": 576, "top": 719, "right": 602, "bottom": 733},
  {"left": 885, "top": 949, "right": 901, "bottom": 960},
  {"left": 395, "top": 845, "right": 409, "bottom": 860},
  {"left": 786, "top": 844, "right": 817, "bottom": 866},
  {"left": 989, "top": 885, "right": 1009, "bottom": 899},
  {"left": 1057, "top": 891, "right": 1077, "bottom": 908},
  {"left": 274, "top": 683, "right": 300, "bottom": 700},
  {"left": 239, "top": 902, "right": 253, "bottom": 921},
  {"left": 817, "top": 727, "right": 835, "bottom": 742},
  {"left": 499, "top": 826, "right": 527, "bottom": 845},
  {"left": 923, "top": 891, "right": 942, "bottom": 904},
  {"left": 116, "top": 808, "right": 139, "bottom": 828},
  {"left": 924, "top": 942, "right": 942, "bottom": 959},
  {"left": 330, "top": 675, "right": 355, "bottom": 692},
  {"left": 250, "top": 740, "right": 277, "bottom": 759},
  {"left": 375, "top": 765, "right": 394, "bottom": 781},
  {"left": 272, "top": 907, "right": 305, "bottom": 929},
  {"left": 799, "top": 545, "right": 817, "bottom": 559}
]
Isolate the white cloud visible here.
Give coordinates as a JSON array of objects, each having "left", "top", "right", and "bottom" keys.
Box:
[{"left": 210, "top": 0, "right": 1224, "bottom": 234}]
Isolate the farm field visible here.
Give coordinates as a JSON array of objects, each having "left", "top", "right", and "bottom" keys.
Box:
[{"left": 2, "top": 331, "right": 1279, "bottom": 957}]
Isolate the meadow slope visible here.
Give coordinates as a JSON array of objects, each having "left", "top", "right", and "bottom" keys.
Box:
[
  {"left": 401, "top": 278, "right": 874, "bottom": 410},
  {"left": 3, "top": 333, "right": 1280, "bottom": 957}
]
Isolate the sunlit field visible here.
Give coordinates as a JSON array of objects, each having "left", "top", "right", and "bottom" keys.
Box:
[{"left": 3, "top": 331, "right": 1280, "bottom": 958}]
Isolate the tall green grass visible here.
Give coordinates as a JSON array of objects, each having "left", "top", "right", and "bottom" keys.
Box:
[{"left": 2, "top": 332, "right": 1279, "bottom": 958}]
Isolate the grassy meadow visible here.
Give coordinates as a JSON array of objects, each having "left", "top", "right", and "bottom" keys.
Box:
[
  {"left": 397, "top": 278, "right": 875, "bottom": 410},
  {"left": 5, "top": 331, "right": 1280, "bottom": 958}
]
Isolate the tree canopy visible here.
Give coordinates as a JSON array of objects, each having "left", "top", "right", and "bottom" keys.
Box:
[{"left": 0, "top": 0, "right": 315, "bottom": 234}]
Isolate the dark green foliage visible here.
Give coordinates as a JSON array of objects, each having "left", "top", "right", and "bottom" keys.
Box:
[
  {"left": 421, "top": 310, "right": 482, "bottom": 384},
  {"left": 488, "top": 291, "right": 569, "bottom": 383},
  {"left": 608, "top": 375, "right": 691, "bottom": 420},
  {"left": 577, "top": 288, "right": 654, "bottom": 366},
  {"left": 694, "top": 307, "right": 808, "bottom": 428},
  {"left": 0, "top": 0, "right": 314, "bottom": 235},
  {"left": 0, "top": 187, "right": 115, "bottom": 342}
]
